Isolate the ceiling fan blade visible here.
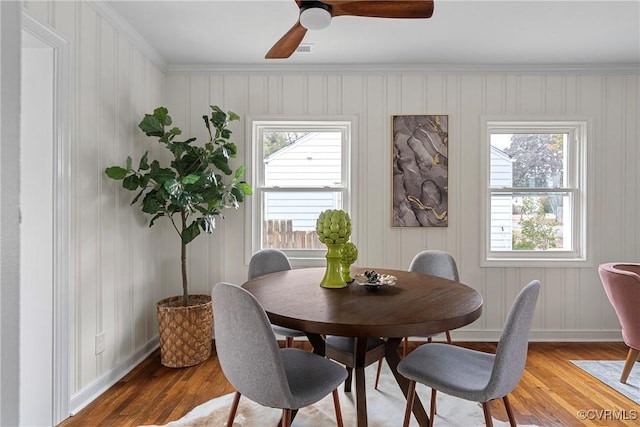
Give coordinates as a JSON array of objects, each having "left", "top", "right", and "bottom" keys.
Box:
[
  {"left": 266, "top": 20, "right": 308, "bottom": 59},
  {"left": 328, "top": 1, "right": 434, "bottom": 19}
]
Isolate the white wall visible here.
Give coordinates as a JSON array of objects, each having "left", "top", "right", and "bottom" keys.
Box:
[
  {"left": 22, "top": 0, "right": 166, "bottom": 415},
  {"left": 165, "top": 71, "right": 639, "bottom": 341},
  {"left": 0, "top": 2, "right": 22, "bottom": 425}
]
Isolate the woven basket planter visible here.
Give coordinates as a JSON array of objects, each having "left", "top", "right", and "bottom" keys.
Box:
[{"left": 157, "top": 294, "right": 213, "bottom": 368}]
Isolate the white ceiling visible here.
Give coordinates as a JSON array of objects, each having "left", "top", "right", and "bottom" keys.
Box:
[{"left": 106, "top": 0, "right": 640, "bottom": 69}]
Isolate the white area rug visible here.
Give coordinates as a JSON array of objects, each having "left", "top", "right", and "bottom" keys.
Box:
[
  {"left": 572, "top": 360, "right": 640, "bottom": 405},
  {"left": 143, "top": 363, "right": 538, "bottom": 427}
]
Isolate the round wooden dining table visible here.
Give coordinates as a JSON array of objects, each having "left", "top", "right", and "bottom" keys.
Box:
[{"left": 242, "top": 266, "right": 483, "bottom": 427}]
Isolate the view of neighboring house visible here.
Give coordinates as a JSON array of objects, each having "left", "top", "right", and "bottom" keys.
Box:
[
  {"left": 490, "top": 146, "right": 513, "bottom": 251},
  {"left": 264, "top": 132, "right": 342, "bottom": 231}
]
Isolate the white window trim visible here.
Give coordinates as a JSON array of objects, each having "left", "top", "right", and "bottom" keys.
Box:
[
  {"left": 480, "top": 116, "right": 593, "bottom": 267},
  {"left": 245, "top": 115, "right": 357, "bottom": 268}
]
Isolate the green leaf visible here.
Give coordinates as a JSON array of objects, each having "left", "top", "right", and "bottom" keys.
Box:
[
  {"left": 131, "top": 188, "right": 146, "bottom": 205},
  {"left": 228, "top": 111, "right": 240, "bottom": 122},
  {"left": 181, "top": 174, "right": 200, "bottom": 185},
  {"left": 151, "top": 166, "right": 176, "bottom": 185},
  {"left": 153, "top": 107, "right": 170, "bottom": 126},
  {"left": 140, "top": 173, "right": 151, "bottom": 187},
  {"left": 122, "top": 175, "right": 141, "bottom": 190},
  {"left": 149, "top": 212, "right": 164, "bottom": 228},
  {"left": 212, "top": 156, "right": 232, "bottom": 175},
  {"left": 231, "top": 187, "right": 244, "bottom": 203},
  {"left": 181, "top": 221, "right": 201, "bottom": 244},
  {"left": 142, "top": 191, "right": 160, "bottom": 214},
  {"left": 139, "top": 114, "right": 164, "bottom": 137},
  {"left": 234, "top": 165, "right": 246, "bottom": 180},
  {"left": 210, "top": 108, "right": 226, "bottom": 127},
  {"left": 139, "top": 152, "right": 149, "bottom": 170},
  {"left": 220, "top": 129, "right": 231, "bottom": 140},
  {"left": 236, "top": 181, "right": 253, "bottom": 195},
  {"left": 126, "top": 156, "right": 133, "bottom": 171},
  {"left": 202, "top": 115, "right": 212, "bottom": 139},
  {"left": 105, "top": 166, "right": 128, "bottom": 180},
  {"left": 163, "top": 179, "right": 182, "bottom": 197},
  {"left": 224, "top": 143, "right": 238, "bottom": 157}
]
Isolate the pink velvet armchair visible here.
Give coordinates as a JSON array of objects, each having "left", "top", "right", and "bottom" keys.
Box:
[{"left": 598, "top": 262, "right": 640, "bottom": 383}]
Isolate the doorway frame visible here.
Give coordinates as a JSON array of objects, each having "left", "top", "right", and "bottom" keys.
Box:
[{"left": 21, "top": 11, "right": 71, "bottom": 424}]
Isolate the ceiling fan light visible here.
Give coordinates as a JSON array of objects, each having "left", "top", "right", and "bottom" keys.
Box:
[{"left": 300, "top": 3, "right": 332, "bottom": 30}]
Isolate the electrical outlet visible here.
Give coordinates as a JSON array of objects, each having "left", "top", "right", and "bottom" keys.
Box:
[{"left": 95, "top": 332, "right": 105, "bottom": 355}]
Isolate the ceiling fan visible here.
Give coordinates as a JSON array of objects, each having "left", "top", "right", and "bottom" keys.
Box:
[{"left": 265, "top": 1, "right": 435, "bottom": 59}]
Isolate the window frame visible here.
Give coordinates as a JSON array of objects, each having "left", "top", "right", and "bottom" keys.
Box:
[
  {"left": 480, "top": 116, "right": 591, "bottom": 267},
  {"left": 246, "top": 115, "right": 356, "bottom": 268}
]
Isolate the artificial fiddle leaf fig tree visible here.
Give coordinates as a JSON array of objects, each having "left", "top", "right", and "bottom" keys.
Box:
[{"left": 105, "top": 106, "right": 252, "bottom": 306}]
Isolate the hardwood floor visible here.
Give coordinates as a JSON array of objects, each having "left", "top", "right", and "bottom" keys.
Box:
[{"left": 59, "top": 342, "right": 639, "bottom": 426}]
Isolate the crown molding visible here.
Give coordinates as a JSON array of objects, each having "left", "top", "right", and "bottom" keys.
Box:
[
  {"left": 166, "top": 62, "right": 640, "bottom": 76},
  {"left": 88, "top": 0, "right": 167, "bottom": 72}
]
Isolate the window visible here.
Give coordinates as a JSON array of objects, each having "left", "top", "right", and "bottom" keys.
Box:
[
  {"left": 248, "top": 117, "right": 353, "bottom": 266},
  {"left": 481, "top": 118, "right": 589, "bottom": 266}
]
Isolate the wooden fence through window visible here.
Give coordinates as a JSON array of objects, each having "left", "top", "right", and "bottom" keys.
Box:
[{"left": 263, "top": 219, "right": 324, "bottom": 249}]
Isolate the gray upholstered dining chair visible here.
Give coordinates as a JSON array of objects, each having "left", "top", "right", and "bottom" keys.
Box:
[
  {"left": 212, "top": 282, "right": 348, "bottom": 427},
  {"left": 324, "top": 336, "right": 386, "bottom": 392},
  {"left": 406, "top": 250, "right": 459, "bottom": 349},
  {"left": 398, "top": 280, "right": 540, "bottom": 427},
  {"left": 248, "top": 249, "right": 307, "bottom": 348},
  {"left": 373, "top": 250, "right": 459, "bottom": 389}
]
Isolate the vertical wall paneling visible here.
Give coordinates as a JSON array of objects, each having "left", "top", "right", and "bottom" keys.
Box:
[
  {"left": 628, "top": 76, "right": 640, "bottom": 258},
  {"left": 98, "top": 15, "right": 116, "bottom": 372},
  {"left": 165, "top": 69, "right": 639, "bottom": 343},
  {"left": 77, "top": 1, "right": 99, "bottom": 386},
  {"left": 307, "top": 75, "right": 328, "bottom": 115},
  {"left": 23, "top": 0, "right": 166, "bottom": 412},
  {"left": 222, "top": 75, "right": 250, "bottom": 287},
  {"left": 115, "top": 32, "right": 134, "bottom": 362}
]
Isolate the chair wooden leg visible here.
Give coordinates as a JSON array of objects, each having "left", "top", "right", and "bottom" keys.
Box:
[
  {"left": 621, "top": 347, "right": 640, "bottom": 383},
  {"left": 374, "top": 359, "right": 383, "bottom": 389},
  {"left": 502, "top": 395, "right": 517, "bottom": 427},
  {"left": 226, "top": 391, "right": 241, "bottom": 427},
  {"left": 281, "top": 408, "right": 291, "bottom": 427},
  {"left": 402, "top": 380, "right": 417, "bottom": 427},
  {"left": 481, "top": 402, "right": 494, "bottom": 427},
  {"left": 344, "top": 367, "right": 353, "bottom": 392},
  {"left": 403, "top": 336, "right": 408, "bottom": 357},
  {"left": 430, "top": 389, "right": 437, "bottom": 427},
  {"left": 332, "top": 388, "right": 344, "bottom": 427},
  {"left": 285, "top": 336, "right": 294, "bottom": 348},
  {"left": 445, "top": 330, "right": 452, "bottom": 344},
  {"left": 427, "top": 337, "right": 433, "bottom": 343}
]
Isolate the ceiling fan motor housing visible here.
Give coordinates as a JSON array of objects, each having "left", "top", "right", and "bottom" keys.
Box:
[{"left": 300, "top": 1, "right": 333, "bottom": 30}]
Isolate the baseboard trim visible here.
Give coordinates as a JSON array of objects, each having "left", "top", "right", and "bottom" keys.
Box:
[{"left": 69, "top": 337, "right": 159, "bottom": 416}]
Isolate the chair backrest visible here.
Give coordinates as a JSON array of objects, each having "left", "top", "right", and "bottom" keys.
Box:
[
  {"left": 212, "top": 282, "right": 294, "bottom": 408},
  {"left": 408, "top": 250, "right": 460, "bottom": 282},
  {"left": 248, "top": 248, "right": 292, "bottom": 280},
  {"left": 598, "top": 263, "right": 640, "bottom": 349},
  {"left": 486, "top": 280, "right": 540, "bottom": 399}
]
